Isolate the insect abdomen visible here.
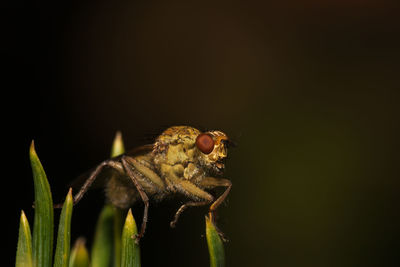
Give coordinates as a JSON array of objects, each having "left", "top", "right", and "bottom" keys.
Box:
[{"left": 105, "top": 174, "right": 138, "bottom": 209}]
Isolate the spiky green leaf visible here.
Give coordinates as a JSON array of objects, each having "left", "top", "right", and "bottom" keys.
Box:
[
  {"left": 111, "top": 131, "right": 125, "bottom": 158},
  {"left": 91, "top": 205, "right": 115, "bottom": 267},
  {"left": 206, "top": 216, "right": 225, "bottom": 267},
  {"left": 54, "top": 188, "right": 74, "bottom": 267},
  {"left": 69, "top": 238, "right": 90, "bottom": 267},
  {"left": 30, "top": 141, "right": 54, "bottom": 267},
  {"left": 16, "top": 210, "right": 33, "bottom": 267},
  {"left": 121, "top": 209, "right": 140, "bottom": 267}
]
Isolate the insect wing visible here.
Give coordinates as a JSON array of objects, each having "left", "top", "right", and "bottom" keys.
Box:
[
  {"left": 123, "top": 144, "right": 154, "bottom": 158},
  {"left": 68, "top": 159, "right": 120, "bottom": 193},
  {"left": 69, "top": 145, "right": 154, "bottom": 193}
]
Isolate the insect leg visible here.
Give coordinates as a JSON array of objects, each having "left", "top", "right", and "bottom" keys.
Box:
[
  {"left": 170, "top": 201, "right": 209, "bottom": 228},
  {"left": 166, "top": 174, "right": 214, "bottom": 227},
  {"left": 201, "top": 178, "right": 232, "bottom": 213},
  {"left": 54, "top": 160, "right": 122, "bottom": 208},
  {"left": 121, "top": 156, "right": 149, "bottom": 243},
  {"left": 199, "top": 177, "right": 232, "bottom": 241}
]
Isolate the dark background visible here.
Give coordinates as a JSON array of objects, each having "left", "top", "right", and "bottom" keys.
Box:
[{"left": 3, "top": 1, "right": 400, "bottom": 266}]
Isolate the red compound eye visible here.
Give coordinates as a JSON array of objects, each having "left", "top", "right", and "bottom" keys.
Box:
[{"left": 196, "top": 133, "right": 214, "bottom": 154}]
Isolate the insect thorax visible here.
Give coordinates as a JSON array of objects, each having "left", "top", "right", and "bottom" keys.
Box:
[{"left": 153, "top": 126, "right": 207, "bottom": 183}]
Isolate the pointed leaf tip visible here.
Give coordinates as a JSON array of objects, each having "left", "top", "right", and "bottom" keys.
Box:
[
  {"left": 111, "top": 131, "right": 125, "bottom": 157},
  {"left": 125, "top": 209, "right": 134, "bottom": 226},
  {"left": 20, "top": 210, "right": 28, "bottom": 225},
  {"left": 16, "top": 210, "right": 33, "bottom": 267},
  {"left": 54, "top": 188, "right": 74, "bottom": 267},
  {"left": 30, "top": 140, "right": 36, "bottom": 156},
  {"left": 122, "top": 209, "right": 138, "bottom": 237},
  {"left": 121, "top": 209, "right": 140, "bottom": 267},
  {"left": 69, "top": 238, "right": 90, "bottom": 267},
  {"left": 67, "top": 187, "right": 73, "bottom": 200}
]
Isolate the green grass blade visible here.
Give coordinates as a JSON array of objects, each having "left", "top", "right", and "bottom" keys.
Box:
[
  {"left": 205, "top": 216, "right": 225, "bottom": 267},
  {"left": 69, "top": 238, "right": 90, "bottom": 267},
  {"left": 30, "top": 141, "right": 54, "bottom": 267},
  {"left": 111, "top": 131, "right": 125, "bottom": 267},
  {"left": 91, "top": 205, "right": 115, "bottom": 267},
  {"left": 121, "top": 209, "right": 140, "bottom": 267},
  {"left": 111, "top": 131, "right": 125, "bottom": 158},
  {"left": 16, "top": 210, "right": 33, "bottom": 267},
  {"left": 54, "top": 188, "right": 74, "bottom": 267}
]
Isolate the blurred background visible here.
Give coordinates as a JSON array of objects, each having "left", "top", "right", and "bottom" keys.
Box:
[{"left": 3, "top": 0, "right": 400, "bottom": 266}]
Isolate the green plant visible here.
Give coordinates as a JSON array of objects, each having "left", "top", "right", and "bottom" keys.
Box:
[
  {"left": 206, "top": 216, "right": 225, "bottom": 267},
  {"left": 16, "top": 132, "right": 225, "bottom": 267}
]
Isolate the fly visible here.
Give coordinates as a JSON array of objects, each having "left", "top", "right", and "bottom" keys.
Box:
[{"left": 60, "top": 126, "right": 232, "bottom": 243}]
